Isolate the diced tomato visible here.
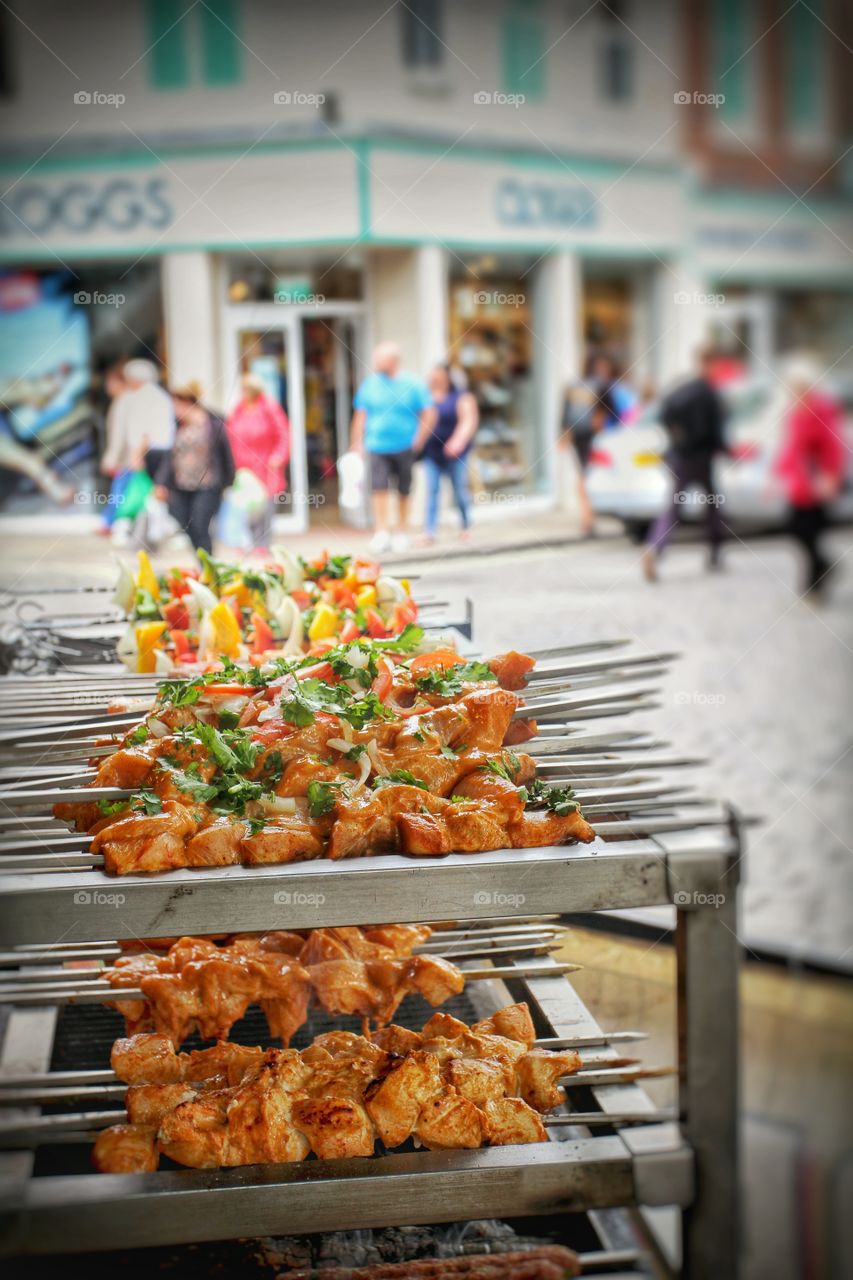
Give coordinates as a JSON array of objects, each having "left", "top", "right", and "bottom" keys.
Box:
[
  {"left": 339, "top": 619, "right": 360, "bottom": 644},
  {"left": 295, "top": 661, "right": 335, "bottom": 683},
  {"left": 252, "top": 718, "right": 297, "bottom": 744},
  {"left": 290, "top": 590, "right": 314, "bottom": 611},
  {"left": 354, "top": 558, "right": 380, "bottom": 584},
  {"left": 162, "top": 599, "right": 191, "bottom": 631},
  {"left": 169, "top": 629, "right": 194, "bottom": 659},
  {"left": 200, "top": 683, "right": 253, "bottom": 698},
  {"left": 166, "top": 578, "right": 191, "bottom": 599},
  {"left": 364, "top": 608, "right": 388, "bottom": 639},
  {"left": 325, "top": 579, "right": 357, "bottom": 610},
  {"left": 250, "top": 612, "right": 274, "bottom": 655},
  {"left": 409, "top": 649, "right": 464, "bottom": 675},
  {"left": 307, "top": 638, "right": 338, "bottom": 656},
  {"left": 389, "top": 599, "right": 418, "bottom": 633},
  {"left": 371, "top": 657, "right": 394, "bottom": 702}
]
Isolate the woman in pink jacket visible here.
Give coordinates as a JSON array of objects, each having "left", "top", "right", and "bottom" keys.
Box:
[
  {"left": 773, "top": 358, "right": 847, "bottom": 598},
  {"left": 226, "top": 373, "right": 291, "bottom": 547}
]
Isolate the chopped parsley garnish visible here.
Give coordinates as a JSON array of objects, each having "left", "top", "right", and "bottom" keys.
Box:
[
  {"left": 413, "top": 660, "right": 496, "bottom": 698},
  {"left": 156, "top": 679, "right": 202, "bottom": 708},
  {"left": 132, "top": 790, "right": 163, "bottom": 815},
  {"left": 480, "top": 751, "right": 521, "bottom": 781},
  {"left": 373, "top": 770, "right": 428, "bottom": 790},
  {"left": 197, "top": 549, "right": 240, "bottom": 591},
  {"left": 97, "top": 797, "right": 128, "bottom": 817},
  {"left": 306, "top": 779, "right": 346, "bottom": 819},
  {"left": 345, "top": 743, "right": 367, "bottom": 760},
  {"left": 128, "top": 724, "right": 149, "bottom": 745},
  {"left": 520, "top": 777, "right": 579, "bottom": 816},
  {"left": 279, "top": 679, "right": 394, "bottom": 731}
]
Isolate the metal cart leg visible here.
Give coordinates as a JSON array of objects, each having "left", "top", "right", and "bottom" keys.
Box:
[{"left": 676, "top": 831, "right": 741, "bottom": 1278}]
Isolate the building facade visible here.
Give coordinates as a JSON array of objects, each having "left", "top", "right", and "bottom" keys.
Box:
[{"left": 1, "top": 0, "right": 850, "bottom": 528}]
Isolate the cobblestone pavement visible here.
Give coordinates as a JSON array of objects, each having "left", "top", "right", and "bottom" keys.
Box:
[{"left": 412, "top": 528, "right": 853, "bottom": 968}]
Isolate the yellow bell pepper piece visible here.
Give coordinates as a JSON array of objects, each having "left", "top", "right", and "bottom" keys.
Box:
[
  {"left": 342, "top": 569, "right": 359, "bottom": 591},
  {"left": 136, "top": 621, "right": 168, "bottom": 673},
  {"left": 308, "top": 602, "right": 339, "bottom": 641},
  {"left": 208, "top": 601, "right": 242, "bottom": 658},
  {"left": 227, "top": 577, "right": 255, "bottom": 609},
  {"left": 356, "top": 585, "right": 377, "bottom": 610},
  {"left": 136, "top": 550, "right": 160, "bottom": 600},
  {"left": 399, "top": 578, "right": 411, "bottom": 596}
]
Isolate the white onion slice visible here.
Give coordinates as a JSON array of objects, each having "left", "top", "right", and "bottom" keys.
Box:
[
  {"left": 148, "top": 718, "right": 169, "bottom": 739},
  {"left": 263, "top": 795, "right": 297, "bottom": 815},
  {"left": 257, "top": 703, "right": 281, "bottom": 723},
  {"left": 366, "top": 739, "right": 387, "bottom": 776},
  {"left": 347, "top": 647, "right": 369, "bottom": 670},
  {"left": 355, "top": 751, "right": 371, "bottom": 788}
]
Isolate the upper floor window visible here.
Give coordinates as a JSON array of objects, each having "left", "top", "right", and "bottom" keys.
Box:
[
  {"left": 502, "top": 0, "right": 547, "bottom": 101},
  {"left": 145, "top": 0, "right": 242, "bottom": 90},
  {"left": 401, "top": 0, "right": 444, "bottom": 69},
  {"left": 783, "top": 0, "right": 826, "bottom": 131},
  {"left": 711, "top": 0, "right": 749, "bottom": 121}
]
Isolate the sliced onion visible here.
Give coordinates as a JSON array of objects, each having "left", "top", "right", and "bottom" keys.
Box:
[
  {"left": 366, "top": 739, "right": 387, "bottom": 777},
  {"left": 355, "top": 750, "right": 372, "bottom": 788},
  {"left": 257, "top": 703, "right": 281, "bottom": 723},
  {"left": 347, "top": 647, "right": 369, "bottom": 670},
  {"left": 148, "top": 717, "right": 169, "bottom": 739},
  {"left": 325, "top": 737, "right": 351, "bottom": 754},
  {"left": 263, "top": 795, "right": 297, "bottom": 815}
]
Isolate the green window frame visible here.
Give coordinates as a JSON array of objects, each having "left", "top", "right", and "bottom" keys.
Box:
[
  {"left": 200, "top": 0, "right": 243, "bottom": 86},
  {"left": 784, "top": 0, "right": 823, "bottom": 129},
  {"left": 502, "top": 1, "right": 546, "bottom": 102},
  {"left": 145, "top": 0, "right": 190, "bottom": 90},
  {"left": 712, "top": 0, "right": 749, "bottom": 121}
]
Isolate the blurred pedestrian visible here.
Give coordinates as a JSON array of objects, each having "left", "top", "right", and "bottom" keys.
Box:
[
  {"left": 416, "top": 364, "right": 478, "bottom": 545},
  {"left": 153, "top": 381, "right": 235, "bottom": 555},
  {"left": 99, "top": 362, "right": 127, "bottom": 531},
  {"left": 772, "top": 356, "right": 846, "bottom": 599},
  {"left": 642, "top": 348, "right": 727, "bottom": 581},
  {"left": 101, "top": 358, "right": 174, "bottom": 545},
  {"left": 226, "top": 373, "right": 291, "bottom": 548},
  {"left": 350, "top": 341, "right": 434, "bottom": 553},
  {"left": 561, "top": 355, "right": 618, "bottom": 536}
]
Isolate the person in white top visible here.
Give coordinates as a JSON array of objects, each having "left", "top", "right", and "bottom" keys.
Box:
[
  {"left": 100, "top": 359, "right": 175, "bottom": 544},
  {"left": 101, "top": 359, "right": 175, "bottom": 477}
]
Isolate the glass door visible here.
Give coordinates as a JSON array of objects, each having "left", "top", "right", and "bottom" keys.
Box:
[
  {"left": 301, "top": 313, "right": 366, "bottom": 527},
  {"left": 222, "top": 307, "right": 308, "bottom": 533}
]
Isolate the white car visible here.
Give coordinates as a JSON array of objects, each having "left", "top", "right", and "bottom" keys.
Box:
[{"left": 585, "top": 379, "right": 853, "bottom": 542}]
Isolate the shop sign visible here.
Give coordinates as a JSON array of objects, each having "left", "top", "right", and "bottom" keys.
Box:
[
  {"left": 495, "top": 178, "right": 597, "bottom": 230},
  {"left": 0, "top": 175, "right": 173, "bottom": 239}
]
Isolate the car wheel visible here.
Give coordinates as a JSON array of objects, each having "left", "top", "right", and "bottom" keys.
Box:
[{"left": 624, "top": 518, "right": 651, "bottom": 544}]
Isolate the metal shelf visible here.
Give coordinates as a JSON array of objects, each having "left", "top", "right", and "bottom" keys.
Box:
[{"left": 0, "top": 834, "right": 737, "bottom": 947}]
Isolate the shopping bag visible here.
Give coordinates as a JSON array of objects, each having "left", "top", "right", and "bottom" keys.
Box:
[
  {"left": 337, "top": 450, "right": 365, "bottom": 512},
  {"left": 217, "top": 489, "right": 251, "bottom": 548},
  {"left": 119, "top": 469, "right": 154, "bottom": 522}
]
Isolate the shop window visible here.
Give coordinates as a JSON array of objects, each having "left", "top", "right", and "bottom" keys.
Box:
[
  {"left": 711, "top": 0, "right": 749, "bottom": 120},
  {"left": 449, "top": 270, "right": 542, "bottom": 500},
  {"left": 145, "top": 0, "right": 242, "bottom": 90},
  {"left": 502, "top": 1, "right": 546, "bottom": 102},
  {"left": 783, "top": 0, "right": 824, "bottom": 131},
  {"left": 401, "top": 0, "right": 444, "bottom": 68},
  {"left": 145, "top": 0, "right": 190, "bottom": 90},
  {"left": 199, "top": 0, "right": 243, "bottom": 86}
]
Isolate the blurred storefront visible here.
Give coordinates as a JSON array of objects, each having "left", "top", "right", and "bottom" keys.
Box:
[{"left": 2, "top": 135, "right": 851, "bottom": 528}]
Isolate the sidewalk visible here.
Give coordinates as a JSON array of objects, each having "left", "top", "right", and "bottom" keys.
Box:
[{"left": 0, "top": 508, "right": 621, "bottom": 587}]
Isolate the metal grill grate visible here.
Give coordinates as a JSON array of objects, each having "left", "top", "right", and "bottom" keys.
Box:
[{"left": 49, "top": 989, "right": 484, "bottom": 1072}]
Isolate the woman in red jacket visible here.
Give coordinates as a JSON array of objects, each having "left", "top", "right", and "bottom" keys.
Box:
[
  {"left": 773, "top": 358, "right": 847, "bottom": 597},
  {"left": 226, "top": 373, "right": 291, "bottom": 547}
]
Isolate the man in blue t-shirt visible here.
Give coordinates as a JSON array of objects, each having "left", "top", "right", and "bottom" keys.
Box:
[{"left": 351, "top": 341, "right": 434, "bottom": 553}]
